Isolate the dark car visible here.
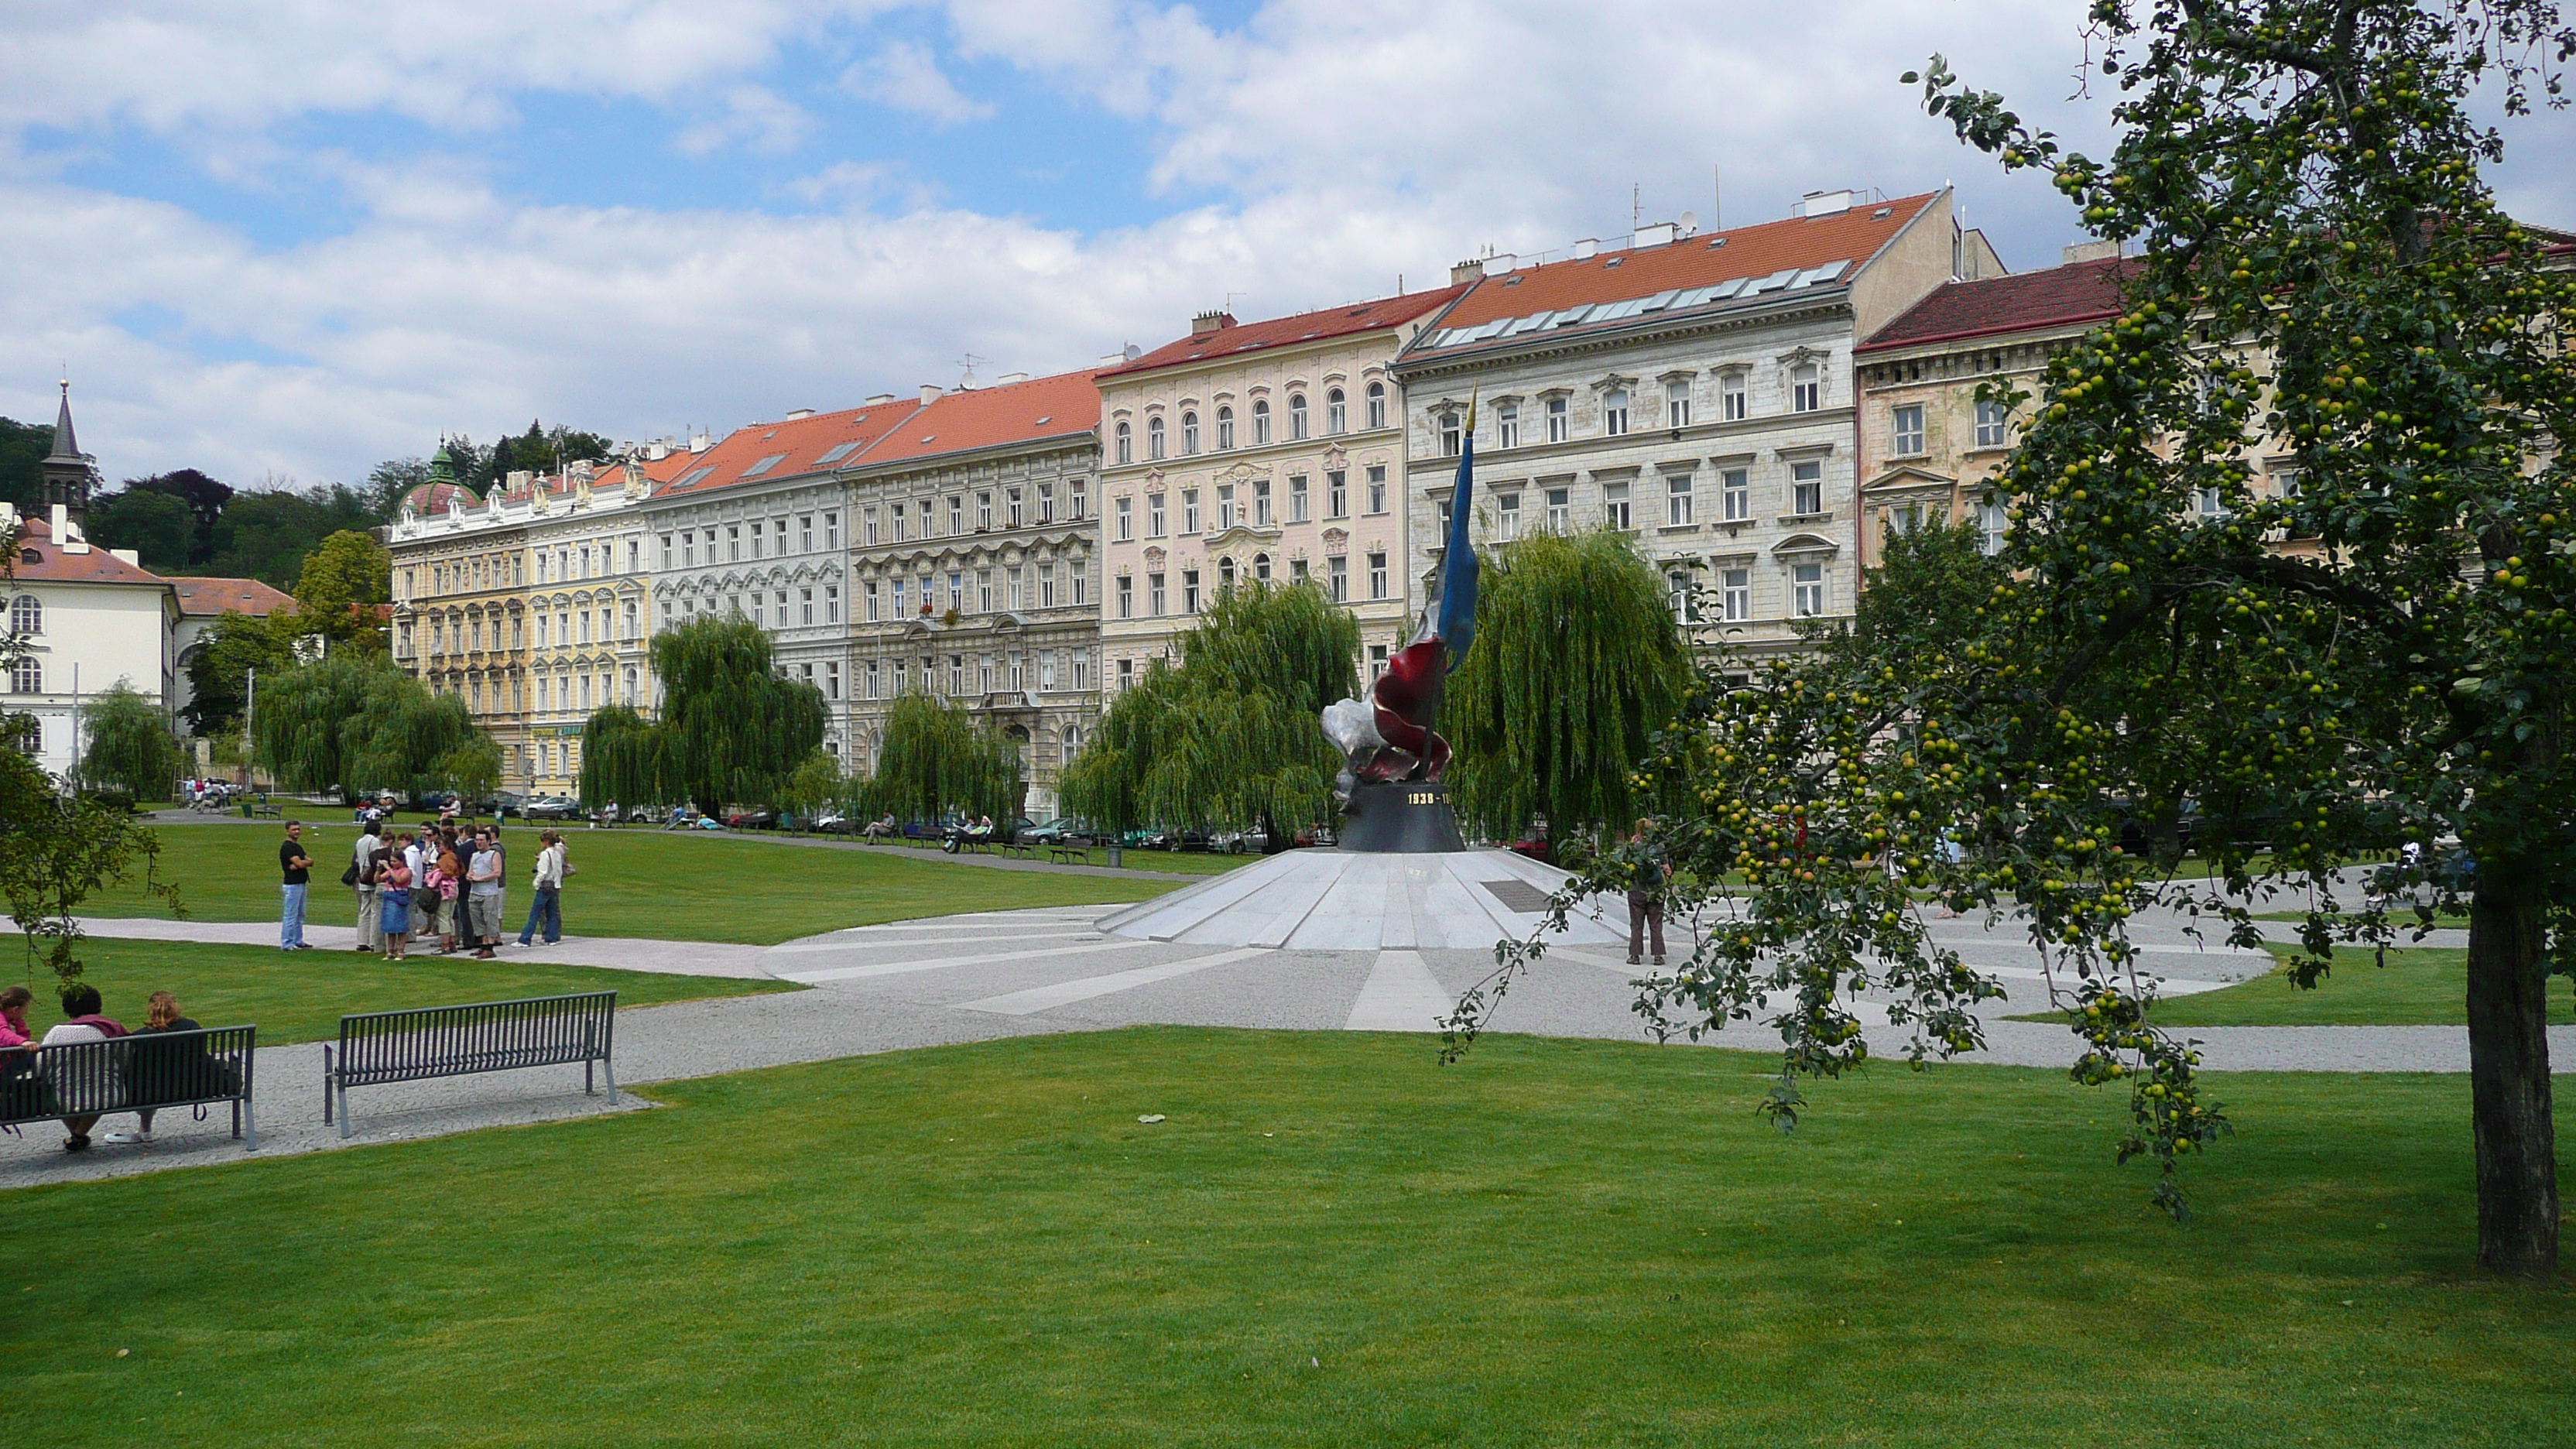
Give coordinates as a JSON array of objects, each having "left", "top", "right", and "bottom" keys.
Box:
[
  {"left": 522, "top": 795, "right": 584, "bottom": 821},
  {"left": 1023, "top": 816, "right": 1094, "bottom": 846}
]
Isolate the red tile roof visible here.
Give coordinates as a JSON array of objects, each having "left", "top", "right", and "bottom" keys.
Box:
[
  {"left": 659, "top": 400, "right": 926, "bottom": 499},
  {"left": 170, "top": 576, "right": 293, "bottom": 617},
  {"left": 1416, "top": 194, "right": 1944, "bottom": 358},
  {"left": 1101, "top": 286, "right": 1471, "bottom": 379},
  {"left": 400, "top": 480, "right": 480, "bottom": 513},
  {"left": 6, "top": 512, "right": 171, "bottom": 588},
  {"left": 1860, "top": 256, "right": 2133, "bottom": 352},
  {"left": 855, "top": 370, "right": 1101, "bottom": 468}
]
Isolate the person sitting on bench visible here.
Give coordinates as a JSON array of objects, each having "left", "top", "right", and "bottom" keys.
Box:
[
  {"left": 41, "top": 984, "right": 128, "bottom": 1153},
  {"left": 102, "top": 991, "right": 201, "bottom": 1146}
]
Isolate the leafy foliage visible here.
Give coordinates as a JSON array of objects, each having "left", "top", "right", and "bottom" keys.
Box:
[
  {"left": 180, "top": 610, "right": 300, "bottom": 738},
  {"left": 1060, "top": 582, "right": 1358, "bottom": 840},
  {"left": 252, "top": 656, "right": 492, "bottom": 800},
  {"left": 1443, "top": 530, "right": 1690, "bottom": 844},
  {"left": 0, "top": 745, "right": 180, "bottom": 995},
  {"left": 84, "top": 488, "right": 195, "bottom": 570},
  {"left": 0, "top": 416, "right": 51, "bottom": 514},
  {"left": 78, "top": 681, "right": 182, "bottom": 800},
  {"left": 578, "top": 617, "right": 827, "bottom": 814},
  {"left": 288, "top": 529, "right": 392, "bottom": 656},
  {"left": 867, "top": 694, "right": 1023, "bottom": 822}
]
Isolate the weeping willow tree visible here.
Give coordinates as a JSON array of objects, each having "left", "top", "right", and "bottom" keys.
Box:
[
  {"left": 1061, "top": 581, "right": 1358, "bottom": 846},
  {"left": 1444, "top": 529, "right": 1689, "bottom": 844},
  {"left": 578, "top": 617, "right": 826, "bottom": 814},
  {"left": 871, "top": 692, "right": 1023, "bottom": 821},
  {"left": 252, "top": 656, "right": 491, "bottom": 799},
  {"left": 77, "top": 681, "right": 182, "bottom": 800}
]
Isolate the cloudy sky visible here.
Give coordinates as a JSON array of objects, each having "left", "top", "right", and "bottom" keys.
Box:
[{"left": 5, "top": 1, "right": 2571, "bottom": 489}]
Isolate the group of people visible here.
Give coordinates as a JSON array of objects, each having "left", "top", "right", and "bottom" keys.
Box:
[
  {"left": 0, "top": 983, "right": 203, "bottom": 1153},
  {"left": 280, "top": 819, "right": 572, "bottom": 959}
]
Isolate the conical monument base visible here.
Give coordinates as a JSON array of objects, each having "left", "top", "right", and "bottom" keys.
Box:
[{"left": 1097, "top": 844, "right": 1626, "bottom": 951}]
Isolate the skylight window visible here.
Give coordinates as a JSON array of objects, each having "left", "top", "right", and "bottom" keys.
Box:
[
  {"left": 738, "top": 453, "right": 790, "bottom": 479},
  {"left": 1033, "top": 416, "right": 1053, "bottom": 425},
  {"left": 676, "top": 466, "right": 716, "bottom": 488},
  {"left": 815, "top": 441, "right": 860, "bottom": 465}
]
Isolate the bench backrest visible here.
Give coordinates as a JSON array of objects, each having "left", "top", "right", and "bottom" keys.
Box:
[
  {"left": 332, "top": 992, "right": 615, "bottom": 1090},
  {"left": 1, "top": 1026, "right": 258, "bottom": 1125}
]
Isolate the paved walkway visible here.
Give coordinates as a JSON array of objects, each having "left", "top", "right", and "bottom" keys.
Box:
[{"left": 1, "top": 898, "right": 2544, "bottom": 1190}]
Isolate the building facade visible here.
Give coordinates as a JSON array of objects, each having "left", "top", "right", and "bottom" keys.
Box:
[
  {"left": 1391, "top": 188, "right": 1997, "bottom": 659},
  {"left": 1, "top": 506, "right": 179, "bottom": 779},
  {"left": 386, "top": 445, "right": 536, "bottom": 789},
  {"left": 513, "top": 454, "right": 680, "bottom": 794},
  {"left": 1094, "top": 289, "right": 1466, "bottom": 690},
  {"left": 841, "top": 371, "right": 1103, "bottom": 812},
  {"left": 639, "top": 402, "right": 923, "bottom": 768}
]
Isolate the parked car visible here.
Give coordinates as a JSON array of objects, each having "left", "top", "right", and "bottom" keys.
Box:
[
  {"left": 522, "top": 795, "right": 584, "bottom": 821},
  {"left": 470, "top": 791, "right": 526, "bottom": 820},
  {"left": 810, "top": 810, "right": 855, "bottom": 834},
  {"left": 1211, "top": 826, "right": 1270, "bottom": 855},
  {"left": 726, "top": 808, "right": 780, "bottom": 831},
  {"left": 1122, "top": 827, "right": 1172, "bottom": 851},
  {"left": 1022, "top": 816, "right": 1094, "bottom": 847}
]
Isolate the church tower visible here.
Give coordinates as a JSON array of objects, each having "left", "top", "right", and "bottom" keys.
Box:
[{"left": 39, "top": 379, "right": 97, "bottom": 526}]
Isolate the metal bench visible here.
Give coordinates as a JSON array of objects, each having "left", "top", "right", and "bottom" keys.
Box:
[
  {"left": 999, "top": 841, "right": 1036, "bottom": 860},
  {"left": 1046, "top": 844, "right": 1088, "bottom": 865},
  {"left": 1, "top": 1026, "right": 260, "bottom": 1150},
  {"left": 322, "top": 992, "right": 615, "bottom": 1138}
]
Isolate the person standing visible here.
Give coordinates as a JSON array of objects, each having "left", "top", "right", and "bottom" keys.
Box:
[
  {"left": 377, "top": 851, "right": 414, "bottom": 960},
  {"left": 1622, "top": 818, "right": 1669, "bottom": 968},
  {"left": 518, "top": 830, "right": 566, "bottom": 947},
  {"left": 467, "top": 828, "right": 505, "bottom": 959},
  {"left": 351, "top": 820, "right": 385, "bottom": 954},
  {"left": 279, "top": 821, "right": 314, "bottom": 951}
]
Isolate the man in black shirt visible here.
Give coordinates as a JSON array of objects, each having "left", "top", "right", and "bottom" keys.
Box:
[{"left": 279, "top": 821, "right": 313, "bottom": 951}]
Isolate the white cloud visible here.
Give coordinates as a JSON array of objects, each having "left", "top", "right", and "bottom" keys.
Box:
[
  {"left": 841, "top": 39, "right": 995, "bottom": 125},
  {"left": 676, "top": 85, "right": 817, "bottom": 157}
]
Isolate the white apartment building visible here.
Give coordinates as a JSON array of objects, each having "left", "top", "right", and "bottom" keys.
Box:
[
  {"left": 1391, "top": 188, "right": 1999, "bottom": 659},
  {"left": 1, "top": 506, "right": 178, "bottom": 779},
  {"left": 513, "top": 457, "right": 674, "bottom": 794},
  {"left": 842, "top": 372, "right": 1102, "bottom": 811}
]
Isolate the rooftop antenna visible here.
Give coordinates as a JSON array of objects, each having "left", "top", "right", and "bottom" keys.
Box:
[
  {"left": 1632, "top": 183, "right": 1642, "bottom": 229},
  {"left": 1713, "top": 164, "right": 1721, "bottom": 231},
  {"left": 1224, "top": 291, "right": 1247, "bottom": 314},
  {"left": 957, "top": 353, "right": 985, "bottom": 389}
]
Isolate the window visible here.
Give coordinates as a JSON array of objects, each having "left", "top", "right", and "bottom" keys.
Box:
[
  {"left": 2197, "top": 486, "right": 2226, "bottom": 519},
  {"left": 1149, "top": 572, "right": 1166, "bottom": 615},
  {"left": 1884, "top": 502, "right": 1923, "bottom": 538},
  {"left": 979, "top": 655, "right": 994, "bottom": 693},
  {"left": 946, "top": 497, "right": 963, "bottom": 536},
  {"left": 1327, "top": 388, "right": 1347, "bottom": 434},
  {"left": 1721, "top": 373, "right": 1749, "bottom": 421},
  {"left": 1039, "top": 564, "right": 1057, "bottom": 608},
  {"left": 1007, "top": 488, "right": 1024, "bottom": 528},
  {"left": 1039, "top": 651, "right": 1056, "bottom": 692},
  {"left": 1289, "top": 394, "right": 1308, "bottom": 439},
  {"left": 1148, "top": 492, "right": 1166, "bottom": 537},
  {"left": 1546, "top": 488, "right": 1571, "bottom": 531},
  {"left": 1792, "top": 461, "right": 1824, "bottom": 516},
  {"left": 864, "top": 581, "right": 880, "bottom": 622},
  {"left": 1217, "top": 483, "right": 1236, "bottom": 530},
  {"left": 748, "top": 521, "right": 765, "bottom": 560},
  {"left": 978, "top": 570, "right": 993, "bottom": 611},
  {"left": 1722, "top": 568, "right": 1751, "bottom": 622},
  {"left": 1290, "top": 474, "right": 1310, "bottom": 522},
  {"left": 1546, "top": 396, "right": 1570, "bottom": 443},
  {"left": 1365, "top": 381, "right": 1387, "bottom": 430},
  {"left": 627, "top": 541, "right": 640, "bottom": 573},
  {"left": 1604, "top": 481, "right": 1632, "bottom": 531},
  {"left": 1148, "top": 416, "right": 1166, "bottom": 459},
  {"left": 951, "top": 656, "right": 965, "bottom": 695},
  {"left": 681, "top": 534, "right": 695, "bottom": 567},
  {"left": 1667, "top": 379, "right": 1692, "bottom": 429},
  {"left": 889, "top": 503, "right": 906, "bottom": 543},
  {"left": 1792, "top": 364, "right": 1821, "bottom": 412},
  {"left": 825, "top": 512, "right": 840, "bottom": 549},
  {"left": 728, "top": 525, "right": 742, "bottom": 561},
  {"left": 970, "top": 492, "right": 990, "bottom": 531},
  {"left": 1440, "top": 411, "right": 1462, "bottom": 455},
  {"left": 1254, "top": 478, "right": 1273, "bottom": 526},
  {"left": 1668, "top": 570, "right": 1695, "bottom": 622},
  {"left": 1721, "top": 468, "right": 1751, "bottom": 522},
  {"left": 1893, "top": 404, "right": 1926, "bottom": 457},
  {"left": 1368, "top": 643, "right": 1389, "bottom": 681},
  {"left": 7, "top": 595, "right": 39, "bottom": 635},
  {"left": 1070, "top": 479, "right": 1087, "bottom": 520},
  {"left": 827, "top": 586, "right": 841, "bottom": 624},
  {"left": 1603, "top": 389, "right": 1629, "bottom": 437},
  {"left": 865, "top": 660, "right": 881, "bottom": 700},
  {"left": 1498, "top": 404, "right": 1520, "bottom": 449},
  {"left": 1290, "top": 558, "right": 1310, "bottom": 583},
  {"left": 1368, "top": 550, "right": 1387, "bottom": 600},
  {"left": 1115, "top": 495, "right": 1134, "bottom": 541},
  {"left": 1181, "top": 411, "right": 1201, "bottom": 455},
  {"left": 1115, "top": 421, "right": 1132, "bottom": 464},
  {"left": 1182, "top": 488, "right": 1201, "bottom": 533},
  {"left": 1008, "top": 567, "right": 1024, "bottom": 611},
  {"left": 1667, "top": 472, "right": 1694, "bottom": 526},
  {"left": 1218, "top": 557, "right": 1235, "bottom": 590},
  {"left": 1959, "top": 397, "right": 2009, "bottom": 452},
  {"left": 1182, "top": 568, "right": 1201, "bottom": 612},
  {"left": 1216, "top": 406, "right": 1235, "bottom": 450},
  {"left": 1118, "top": 656, "right": 1134, "bottom": 687},
  {"left": 1793, "top": 563, "right": 1827, "bottom": 617},
  {"left": 892, "top": 579, "right": 908, "bottom": 617},
  {"left": 10, "top": 657, "right": 38, "bottom": 693},
  {"left": 862, "top": 509, "right": 878, "bottom": 546},
  {"left": 1252, "top": 399, "right": 1271, "bottom": 445},
  {"left": 1327, "top": 471, "right": 1348, "bottom": 519},
  {"left": 826, "top": 662, "right": 841, "bottom": 700},
  {"left": 1327, "top": 555, "right": 1348, "bottom": 602},
  {"left": 623, "top": 601, "right": 638, "bottom": 639},
  {"left": 1117, "top": 574, "right": 1134, "bottom": 618},
  {"left": 1495, "top": 492, "right": 1521, "bottom": 540},
  {"left": 1254, "top": 553, "right": 1271, "bottom": 581},
  {"left": 1367, "top": 467, "right": 1387, "bottom": 515}
]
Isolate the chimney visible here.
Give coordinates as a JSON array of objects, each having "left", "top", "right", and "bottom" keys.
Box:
[
  {"left": 1632, "top": 222, "right": 1676, "bottom": 249},
  {"left": 689, "top": 431, "right": 711, "bottom": 454},
  {"left": 111, "top": 548, "right": 139, "bottom": 567},
  {"left": 865, "top": 392, "right": 896, "bottom": 406},
  {"left": 1571, "top": 238, "right": 1599, "bottom": 260},
  {"left": 997, "top": 372, "right": 1029, "bottom": 385},
  {"left": 919, "top": 385, "right": 944, "bottom": 406},
  {"left": 1191, "top": 310, "right": 1234, "bottom": 337},
  {"left": 1449, "top": 258, "right": 1484, "bottom": 286},
  {"left": 783, "top": 408, "right": 816, "bottom": 420},
  {"left": 1797, "top": 190, "right": 1853, "bottom": 218},
  {"left": 52, "top": 503, "right": 90, "bottom": 553},
  {"left": 2062, "top": 239, "right": 2122, "bottom": 265},
  {"left": 644, "top": 440, "right": 670, "bottom": 461}
]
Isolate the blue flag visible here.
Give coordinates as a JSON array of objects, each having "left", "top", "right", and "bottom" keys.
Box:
[{"left": 1434, "top": 432, "right": 1477, "bottom": 670}]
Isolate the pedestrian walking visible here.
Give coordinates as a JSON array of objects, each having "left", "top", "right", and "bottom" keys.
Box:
[
  {"left": 350, "top": 820, "right": 385, "bottom": 953},
  {"left": 518, "top": 830, "right": 567, "bottom": 947},
  {"left": 279, "top": 821, "right": 314, "bottom": 951},
  {"left": 1622, "top": 818, "right": 1669, "bottom": 968}
]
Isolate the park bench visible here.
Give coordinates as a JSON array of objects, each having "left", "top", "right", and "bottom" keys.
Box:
[
  {"left": 244, "top": 800, "right": 281, "bottom": 819},
  {"left": 999, "top": 841, "right": 1036, "bottom": 860},
  {"left": 322, "top": 992, "right": 615, "bottom": 1138},
  {"left": 1046, "top": 844, "right": 1088, "bottom": 865},
  {"left": 1, "top": 1026, "right": 260, "bottom": 1151}
]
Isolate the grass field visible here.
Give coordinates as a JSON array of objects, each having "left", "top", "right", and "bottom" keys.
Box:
[
  {"left": 81, "top": 824, "right": 1182, "bottom": 945},
  {"left": 3, "top": 938, "right": 796, "bottom": 1044},
  {"left": 7, "top": 1028, "right": 2573, "bottom": 1447},
  {"left": 2009, "top": 946, "right": 2576, "bottom": 1028}
]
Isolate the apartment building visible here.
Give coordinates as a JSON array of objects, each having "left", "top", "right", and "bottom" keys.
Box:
[
  {"left": 513, "top": 453, "right": 686, "bottom": 794},
  {"left": 842, "top": 372, "right": 1102, "bottom": 810},
  {"left": 386, "top": 444, "right": 538, "bottom": 783},
  {"left": 1391, "top": 187, "right": 1998, "bottom": 658},
  {"left": 1094, "top": 288, "right": 1467, "bottom": 688}
]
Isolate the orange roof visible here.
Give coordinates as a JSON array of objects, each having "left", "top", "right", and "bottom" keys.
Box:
[
  {"left": 1101, "top": 286, "right": 1471, "bottom": 380},
  {"left": 6, "top": 512, "right": 170, "bottom": 588},
  {"left": 659, "top": 401, "right": 924, "bottom": 498},
  {"left": 170, "top": 576, "right": 293, "bottom": 617},
  {"left": 1414, "top": 194, "right": 1942, "bottom": 358},
  {"left": 855, "top": 370, "right": 1101, "bottom": 469}
]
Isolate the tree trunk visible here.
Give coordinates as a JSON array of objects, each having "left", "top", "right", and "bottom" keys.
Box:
[{"left": 2465, "top": 858, "right": 2558, "bottom": 1279}]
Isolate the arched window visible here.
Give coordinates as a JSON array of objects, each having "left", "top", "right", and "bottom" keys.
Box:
[
  {"left": 1252, "top": 399, "right": 1271, "bottom": 444},
  {"left": 1181, "top": 411, "right": 1201, "bottom": 455},
  {"left": 9, "top": 717, "right": 37, "bottom": 755},
  {"left": 1115, "top": 420, "right": 1132, "bottom": 465},
  {"left": 1215, "top": 406, "right": 1235, "bottom": 450},
  {"left": 1063, "top": 724, "right": 1084, "bottom": 755},
  {"left": 1326, "top": 387, "right": 1347, "bottom": 434},
  {"left": 7, "top": 595, "right": 39, "bottom": 635},
  {"left": 1289, "top": 394, "right": 1309, "bottom": 440},
  {"left": 1218, "top": 557, "right": 1236, "bottom": 588},
  {"left": 1147, "top": 416, "right": 1166, "bottom": 460},
  {"left": 9, "top": 657, "right": 38, "bottom": 694},
  {"left": 1365, "top": 381, "right": 1387, "bottom": 430},
  {"left": 1254, "top": 553, "right": 1272, "bottom": 581}
]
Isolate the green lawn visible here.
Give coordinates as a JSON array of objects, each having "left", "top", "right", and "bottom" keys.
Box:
[
  {"left": 7, "top": 939, "right": 795, "bottom": 1044},
  {"left": 2014, "top": 945, "right": 2576, "bottom": 1027},
  {"left": 82, "top": 824, "right": 1180, "bottom": 944},
  {"left": 7, "top": 1029, "right": 2574, "bottom": 1447}
]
